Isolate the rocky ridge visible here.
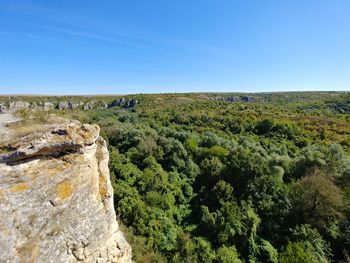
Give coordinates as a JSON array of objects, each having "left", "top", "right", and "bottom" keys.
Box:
[
  {"left": 0, "top": 98, "right": 138, "bottom": 112},
  {"left": 0, "top": 116, "right": 131, "bottom": 263},
  {"left": 208, "top": 95, "right": 255, "bottom": 102}
]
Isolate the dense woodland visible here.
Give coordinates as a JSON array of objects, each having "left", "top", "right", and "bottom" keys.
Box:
[{"left": 9, "top": 92, "right": 350, "bottom": 262}]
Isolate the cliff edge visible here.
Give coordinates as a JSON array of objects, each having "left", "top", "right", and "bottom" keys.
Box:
[{"left": 0, "top": 116, "right": 131, "bottom": 263}]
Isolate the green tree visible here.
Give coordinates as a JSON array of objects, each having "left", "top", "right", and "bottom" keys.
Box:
[
  {"left": 216, "top": 245, "right": 242, "bottom": 263},
  {"left": 279, "top": 241, "right": 322, "bottom": 263},
  {"left": 291, "top": 170, "right": 345, "bottom": 230}
]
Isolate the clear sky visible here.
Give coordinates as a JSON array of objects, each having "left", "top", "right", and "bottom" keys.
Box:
[{"left": 0, "top": 0, "right": 349, "bottom": 94}]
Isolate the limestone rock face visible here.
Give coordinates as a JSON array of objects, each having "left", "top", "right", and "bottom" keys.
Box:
[
  {"left": 40, "top": 102, "right": 55, "bottom": 110},
  {"left": 9, "top": 101, "right": 30, "bottom": 110},
  {"left": 57, "top": 101, "right": 70, "bottom": 110},
  {"left": 0, "top": 121, "right": 131, "bottom": 263},
  {"left": 57, "top": 101, "right": 83, "bottom": 110}
]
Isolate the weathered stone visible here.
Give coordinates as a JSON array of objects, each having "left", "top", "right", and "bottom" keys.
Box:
[
  {"left": 83, "top": 102, "right": 94, "bottom": 110},
  {"left": 209, "top": 96, "right": 254, "bottom": 103},
  {"left": 0, "top": 103, "right": 5, "bottom": 113},
  {"left": 70, "top": 102, "right": 83, "bottom": 109},
  {"left": 109, "top": 99, "right": 124, "bottom": 108},
  {"left": 0, "top": 120, "right": 132, "bottom": 263},
  {"left": 241, "top": 96, "right": 254, "bottom": 102},
  {"left": 9, "top": 101, "right": 30, "bottom": 110},
  {"left": 58, "top": 101, "right": 70, "bottom": 110},
  {"left": 43, "top": 102, "right": 55, "bottom": 110},
  {"left": 123, "top": 99, "right": 138, "bottom": 109},
  {"left": 109, "top": 98, "right": 138, "bottom": 109},
  {"left": 57, "top": 101, "right": 82, "bottom": 110}
]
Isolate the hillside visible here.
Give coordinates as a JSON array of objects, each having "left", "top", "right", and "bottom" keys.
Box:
[{"left": 1, "top": 91, "right": 350, "bottom": 262}]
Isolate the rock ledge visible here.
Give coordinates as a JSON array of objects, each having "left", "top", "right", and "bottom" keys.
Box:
[{"left": 0, "top": 121, "right": 131, "bottom": 263}]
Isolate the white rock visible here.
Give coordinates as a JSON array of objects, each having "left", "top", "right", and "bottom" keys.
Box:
[{"left": 0, "top": 121, "right": 132, "bottom": 263}]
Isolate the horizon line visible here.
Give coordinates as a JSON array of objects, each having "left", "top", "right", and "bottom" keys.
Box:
[{"left": 0, "top": 90, "right": 349, "bottom": 97}]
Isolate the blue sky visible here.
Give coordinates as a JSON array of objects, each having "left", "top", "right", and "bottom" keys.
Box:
[{"left": 0, "top": 0, "right": 349, "bottom": 94}]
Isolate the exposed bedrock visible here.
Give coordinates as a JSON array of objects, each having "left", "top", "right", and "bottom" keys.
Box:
[{"left": 0, "top": 120, "right": 131, "bottom": 263}]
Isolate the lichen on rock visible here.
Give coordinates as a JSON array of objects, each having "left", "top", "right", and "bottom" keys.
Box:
[{"left": 0, "top": 119, "right": 131, "bottom": 263}]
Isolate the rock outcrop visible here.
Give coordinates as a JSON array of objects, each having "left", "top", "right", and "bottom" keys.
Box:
[
  {"left": 9, "top": 101, "right": 30, "bottom": 110},
  {"left": 57, "top": 101, "right": 83, "bottom": 110},
  {"left": 40, "top": 102, "right": 55, "bottom": 110},
  {"left": 208, "top": 96, "right": 255, "bottom": 103},
  {"left": 0, "top": 119, "right": 131, "bottom": 263},
  {"left": 1, "top": 98, "right": 139, "bottom": 112},
  {"left": 108, "top": 99, "right": 138, "bottom": 109}
]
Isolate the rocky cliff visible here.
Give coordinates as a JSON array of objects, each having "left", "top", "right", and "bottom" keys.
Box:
[
  {"left": 0, "top": 98, "right": 138, "bottom": 111},
  {"left": 0, "top": 117, "right": 131, "bottom": 263}
]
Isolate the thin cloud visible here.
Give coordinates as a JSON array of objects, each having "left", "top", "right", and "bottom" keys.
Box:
[
  {"left": 1, "top": 1, "right": 234, "bottom": 59},
  {"left": 6, "top": 17, "right": 193, "bottom": 60},
  {"left": 42, "top": 25, "right": 156, "bottom": 51}
]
